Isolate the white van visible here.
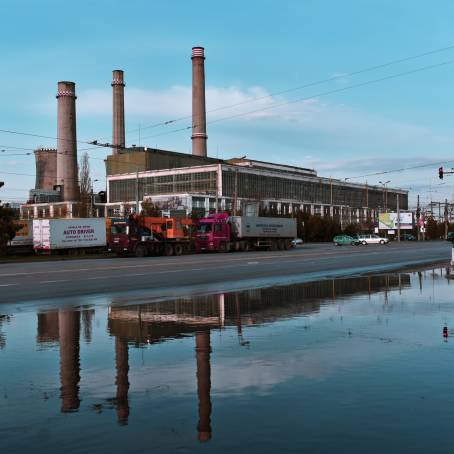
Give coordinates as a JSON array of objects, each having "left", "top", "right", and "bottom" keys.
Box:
[{"left": 358, "top": 234, "right": 389, "bottom": 245}]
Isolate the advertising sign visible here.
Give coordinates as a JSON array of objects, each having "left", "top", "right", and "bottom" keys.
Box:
[{"left": 379, "top": 212, "right": 413, "bottom": 230}]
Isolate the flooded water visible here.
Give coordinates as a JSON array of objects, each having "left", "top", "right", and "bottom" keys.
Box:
[{"left": 1, "top": 267, "right": 454, "bottom": 453}]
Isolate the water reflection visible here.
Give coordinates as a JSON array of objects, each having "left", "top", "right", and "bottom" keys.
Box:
[{"left": 3, "top": 268, "right": 452, "bottom": 453}]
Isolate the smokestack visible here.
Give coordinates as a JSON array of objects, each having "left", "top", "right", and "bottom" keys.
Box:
[
  {"left": 191, "top": 47, "right": 207, "bottom": 157},
  {"left": 112, "top": 70, "right": 125, "bottom": 154},
  {"left": 56, "top": 81, "right": 79, "bottom": 201},
  {"left": 34, "top": 148, "right": 57, "bottom": 190}
]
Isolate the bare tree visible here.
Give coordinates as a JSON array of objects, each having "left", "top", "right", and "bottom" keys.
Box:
[{"left": 79, "top": 152, "right": 92, "bottom": 217}]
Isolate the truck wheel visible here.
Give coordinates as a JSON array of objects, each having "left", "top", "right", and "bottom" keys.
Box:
[
  {"left": 270, "top": 240, "right": 278, "bottom": 251},
  {"left": 135, "top": 244, "right": 147, "bottom": 257},
  {"left": 164, "top": 244, "right": 174, "bottom": 256},
  {"left": 174, "top": 244, "right": 183, "bottom": 256},
  {"left": 243, "top": 241, "right": 250, "bottom": 252},
  {"left": 277, "top": 239, "right": 285, "bottom": 250},
  {"left": 219, "top": 242, "right": 227, "bottom": 253},
  {"left": 284, "top": 240, "right": 292, "bottom": 250}
]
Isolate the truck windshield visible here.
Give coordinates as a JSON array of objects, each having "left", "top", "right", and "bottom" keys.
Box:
[
  {"left": 197, "top": 223, "right": 212, "bottom": 233},
  {"left": 111, "top": 224, "right": 127, "bottom": 234}
]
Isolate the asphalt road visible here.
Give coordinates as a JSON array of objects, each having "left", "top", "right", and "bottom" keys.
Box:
[{"left": 0, "top": 241, "right": 451, "bottom": 304}]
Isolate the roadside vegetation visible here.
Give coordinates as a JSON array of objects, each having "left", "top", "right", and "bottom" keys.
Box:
[{"left": 0, "top": 206, "right": 20, "bottom": 256}]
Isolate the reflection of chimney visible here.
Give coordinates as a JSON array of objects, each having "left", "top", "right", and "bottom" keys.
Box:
[
  {"left": 191, "top": 47, "right": 207, "bottom": 157},
  {"left": 195, "top": 331, "right": 212, "bottom": 442},
  {"left": 115, "top": 336, "right": 130, "bottom": 425},
  {"left": 112, "top": 70, "right": 125, "bottom": 154},
  {"left": 59, "top": 310, "right": 80, "bottom": 412},
  {"left": 81, "top": 309, "right": 95, "bottom": 344},
  {"left": 56, "top": 81, "right": 79, "bottom": 201},
  {"left": 34, "top": 148, "right": 57, "bottom": 190},
  {"left": 37, "top": 312, "right": 59, "bottom": 344}
]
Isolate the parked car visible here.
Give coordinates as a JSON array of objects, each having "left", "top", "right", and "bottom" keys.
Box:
[
  {"left": 357, "top": 234, "right": 389, "bottom": 245},
  {"left": 333, "top": 235, "right": 360, "bottom": 246},
  {"left": 401, "top": 233, "right": 416, "bottom": 241},
  {"left": 291, "top": 238, "right": 303, "bottom": 247},
  {"left": 447, "top": 232, "right": 454, "bottom": 243}
]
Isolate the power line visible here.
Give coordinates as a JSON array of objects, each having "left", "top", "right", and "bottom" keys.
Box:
[
  {"left": 345, "top": 159, "right": 454, "bottom": 181},
  {"left": 126, "top": 42, "right": 454, "bottom": 138},
  {"left": 137, "top": 57, "right": 454, "bottom": 142}
]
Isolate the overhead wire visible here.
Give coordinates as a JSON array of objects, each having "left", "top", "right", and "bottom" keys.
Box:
[
  {"left": 124, "top": 42, "right": 454, "bottom": 138},
  {"left": 138, "top": 57, "right": 454, "bottom": 142}
]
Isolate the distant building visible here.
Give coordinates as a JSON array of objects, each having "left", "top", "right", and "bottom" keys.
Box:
[{"left": 104, "top": 147, "right": 408, "bottom": 226}]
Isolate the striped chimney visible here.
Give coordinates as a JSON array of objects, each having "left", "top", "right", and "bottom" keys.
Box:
[
  {"left": 191, "top": 47, "right": 208, "bottom": 157},
  {"left": 112, "top": 70, "right": 125, "bottom": 153},
  {"left": 56, "top": 81, "right": 79, "bottom": 201}
]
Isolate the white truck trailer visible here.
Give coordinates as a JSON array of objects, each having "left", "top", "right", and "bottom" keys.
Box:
[
  {"left": 230, "top": 216, "right": 297, "bottom": 239},
  {"left": 33, "top": 218, "right": 107, "bottom": 252}
]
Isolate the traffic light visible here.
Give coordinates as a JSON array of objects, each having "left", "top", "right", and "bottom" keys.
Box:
[
  {"left": 0, "top": 181, "right": 3, "bottom": 188},
  {"left": 439, "top": 167, "right": 444, "bottom": 180}
]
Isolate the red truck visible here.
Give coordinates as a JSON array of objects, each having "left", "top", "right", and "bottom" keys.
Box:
[
  {"left": 195, "top": 213, "right": 297, "bottom": 252},
  {"left": 108, "top": 215, "right": 194, "bottom": 257}
]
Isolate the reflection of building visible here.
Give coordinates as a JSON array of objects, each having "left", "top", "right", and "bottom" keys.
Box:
[
  {"left": 107, "top": 273, "right": 410, "bottom": 439},
  {"left": 108, "top": 274, "right": 410, "bottom": 337}
]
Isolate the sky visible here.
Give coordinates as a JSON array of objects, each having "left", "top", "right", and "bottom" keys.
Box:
[{"left": 1, "top": 0, "right": 454, "bottom": 208}]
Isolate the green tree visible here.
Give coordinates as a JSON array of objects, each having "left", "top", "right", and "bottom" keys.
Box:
[{"left": 0, "top": 206, "right": 20, "bottom": 255}]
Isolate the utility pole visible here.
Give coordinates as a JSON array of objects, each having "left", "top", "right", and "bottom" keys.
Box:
[
  {"left": 445, "top": 198, "right": 449, "bottom": 240},
  {"left": 397, "top": 193, "right": 401, "bottom": 242},
  {"left": 135, "top": 169, "right": 139, "bottom": 214},
  {"left": 233, "top": 169, "right": 238, "bottom": 216},
  {"left": 416, "top": 194, "right": 421, "bottom": 241},
  {"left": 215, "top": 166, "right": 219, "bottom": 214},
  {"left": 330, "top": 177, "right": 333, "bottom": 218}
]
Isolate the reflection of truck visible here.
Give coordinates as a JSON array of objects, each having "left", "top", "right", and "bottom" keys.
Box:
[
  {"left": 195, "top": 213, "right": 297, "bottom": 252},
  {"left": 108, "top": 216, "right": 194, "bottom": 257},
  {"left": 33, "top": 218, "right": 107, "bottom": 253},
  {"left": 7, "top": 220, "right": 33, "bottom": 254}
]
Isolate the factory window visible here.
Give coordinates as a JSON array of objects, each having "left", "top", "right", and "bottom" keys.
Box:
[
  {"left": 109, "top": 172, "right": 216, "bottom": 203},
  {"left": 221, "top": 170, "right": 407, "bottom": 211}
]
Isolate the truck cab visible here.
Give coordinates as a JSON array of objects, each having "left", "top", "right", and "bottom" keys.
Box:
[
  {"left": 108, "top": 217, "right": 153, "bottom": 256},
  {"left": 196, "top": 213, "right": 231, "bottom": 252}
]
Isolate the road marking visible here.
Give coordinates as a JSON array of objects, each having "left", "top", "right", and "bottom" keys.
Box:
[
  {"left": 0, "top": 244, "right": 448, "bottom": 278},
  {"left": 39, "top": 280, "right": 70, "bottom": 284},
  {"left": 247, "top": 261, "right": 259, "bottom": 265},
  {"left": 0, "top": 283, "right": 18, "bottom": 287}
]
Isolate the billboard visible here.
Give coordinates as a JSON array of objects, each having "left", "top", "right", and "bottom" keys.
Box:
[{"left": 379, "top": 212, "right": 413, "bottom": 230}]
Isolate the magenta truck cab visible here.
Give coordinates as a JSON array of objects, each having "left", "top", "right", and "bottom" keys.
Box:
[
  {"left": 195, "top": 213, "right": 231, "bottom": 252},
  {"left": 195, "top": 212, "right": 297, "bottom": 253}
]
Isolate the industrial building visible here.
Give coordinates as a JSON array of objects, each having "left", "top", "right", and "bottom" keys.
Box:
[{"left": 21, "top": 45, "right": 408, "bottom": 223}]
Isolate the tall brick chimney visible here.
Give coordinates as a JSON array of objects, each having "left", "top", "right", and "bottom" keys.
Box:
[
  {"left": 112, "top": 70, "right": 125, "bottom": 153},
  {"left": 191, "top": 47, "right": 207, "bottom": 157},
  {"left": 56, "top": 81, "right": 79, "bottom": 201}
]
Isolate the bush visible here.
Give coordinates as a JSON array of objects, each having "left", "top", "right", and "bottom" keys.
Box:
[{"left": 0, "top": 206, "right": 20, "bottom": 256}]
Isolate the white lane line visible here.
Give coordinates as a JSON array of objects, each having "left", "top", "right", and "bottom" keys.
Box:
[
  {"left": 39, "top": 280, "right": 70, "bottom": 284},
  {"left": 0, "top": 245, "right": 442, "bottom": 278},
  {"left": 0, "top": 283, "right": 18, "bottom": 287},
  {"left": 0, "top": 251, "right": 358, "bottom": 277},
  {"left": 247, "top": 261, "right": 259, "bottom": 265}
]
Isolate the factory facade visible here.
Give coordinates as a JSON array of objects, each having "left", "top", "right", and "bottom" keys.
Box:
[{"left": 105, "top": 148, "right": 408, "bottom": 226}]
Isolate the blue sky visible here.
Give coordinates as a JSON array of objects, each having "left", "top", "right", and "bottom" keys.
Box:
[{"left": 2, "top": 0, "right": 454, "bottom": 207}]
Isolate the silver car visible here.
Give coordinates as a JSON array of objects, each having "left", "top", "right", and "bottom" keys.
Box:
[{"left": 358, "top": 234, "right": 389, "bottom": 245}]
